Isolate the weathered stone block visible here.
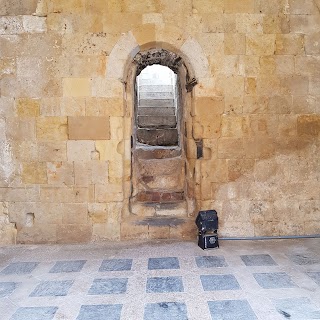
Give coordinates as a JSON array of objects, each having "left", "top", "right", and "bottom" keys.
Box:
[
  {"left": 74, "top": 161, "right": 108, "bottom": 186},
  {"left": 201, "top": 13, "right": 224, "bottom": 33},
  {"left": 36, "top": 117, "right": 68, "bottom": 141},
  {"left": 243, "top": 137, "right": 275, "bottom": 159},
  {"left": 120, "top": 219, "right": 149, "bottom": 240},
  {"left": 218, "top": 138, "right": 245, "bottom": 159},
  {"left": 246, "top": 34, "right": 275, "bottom": 55},
  {"left": 57, "top": 224, "right": 92, "bottom": 243},
  {"left": 290, "top": 15, "right": 320, "bottom": 34},
  {"left": 61, "top": 98, "right": 86, "bottom": 116},
  {"left": 263, "top": 15, "right": 290, "bottom": 34},
  {"left": 224, "top": 33, "right": 246, "bottom": 55},
  {"left": 16, "top": 98, "right": 40, "bottom": 117},
  {"left": 6, "top": 118, "right": 36, "bottom": 141},
  {"left": 22, "top": 16, "right": 46, "bottom": 33},
  {"left": 95, "top": 140, "right": 122, "bottom": 162},
  {"left": 224, "top": 0, "right": 254, "bottom": 13},
  {"left": 309, "top": 76, "right": 320, "bottom": 95},
  {"left": 12, "top": 141, "right": 38, "bottom": 162},
  {"left": 92, "top": 222, "right": 120, "bottom": 241},
  {"left": 297, "top": 115, "right": 320, "bottom": 136},
  {"left": 236, "top": 14, "right": 263, "bottom": 34},
  {"left": 95, "top": 183, "right": 123, "bottom": 202},
  {"left": 85, "top": 98, "right": 124, "bottom": 117},
  {"left": 194, "top": 97, "right": 224, "bottom": 117},
  {"left": 289, "top": 0, "right": 315, "bottom": 14},
  {"left": 91, "top": 77, "right": 123, "bottom": 98},
  {"left": 0, "top": 57, "right": 15, "bottom": 78},
  {"left": 305, "top": 32, "right": 320, "bottom": 55},
  {"left": 223, "top": 75, "right": 244, "bottom": 97},
  {"left": 192, "top": 0, "right": 223, "bottom": 13},
  {"left": 68, "top": 116, "right": 110, "bottom": 140},
  {"left": 227, "top": 159, "right": 255, "bottom": 181},
  {"left": 17, "top": 224, "right": 57, "bottom": 244},
  {"left": 88, "top": 203, "right": 108, "bottom": 223},
  {"left": 38, "top": 141, "right": 67, "bottom": 161},
  {"left": 22, "top": 162, "right": 47, "bottom": 184},
  {"left": 63, "top": 78, "right": 91, "bottom": 97},
  {"left": 62, "top": 203, "right": 88, "bottom": 224},
  {"left": 0, "top": 16, "right": 24, "bottom": 34},
  {"left": 281, "top": 75, "right": 309, "bottom": 95},
  {"left": 67, "top": 140, "right": 95, "bottom": 162},
  {"left": 47, "top": 162, "right": 74, "bottom": 185},
  {"left": 40, "top": 186, "right": 90, "bottom": 203},
  {"left": 201, "top": 159, "right": 228, "bottom": 184},
  {"left": 0, "top": 0, "right": 38, "bottom": 16},
  {"left": 221, "top": 115, "right": 246, "bottom": 137},
  {"left": 275, "top": 34, "right": 304, "bottom": 55}
]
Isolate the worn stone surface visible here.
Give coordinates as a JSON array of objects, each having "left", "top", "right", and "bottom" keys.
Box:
[{"left": 0, "top": 0, "right": 319, "bottom": 244}]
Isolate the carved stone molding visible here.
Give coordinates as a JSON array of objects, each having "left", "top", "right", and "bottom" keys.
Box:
[
  {"left": 133, "top": 49, "right": 197, "bottom": 91},
  {"left": 133, "top": 49, "right": 182, "bottom": 75}
]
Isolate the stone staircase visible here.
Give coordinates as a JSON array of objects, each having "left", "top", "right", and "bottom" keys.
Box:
[
  {"left": 136, "top": 83, "right": 178, "bottom": 146},
  {"left": 134, "top": 80, "right": 186, "bottom": 214},
  {"left": 125, "top": 68, "right": 195, "bottom": 240}
]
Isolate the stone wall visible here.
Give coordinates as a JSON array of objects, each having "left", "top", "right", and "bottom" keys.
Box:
[{"left": 0, "top": 0, "right": 319, "bottom": 244}]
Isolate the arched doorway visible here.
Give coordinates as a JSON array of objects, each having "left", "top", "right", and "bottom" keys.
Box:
[{"left": 128, "top": 48, "right": 197, "bottom": 222}]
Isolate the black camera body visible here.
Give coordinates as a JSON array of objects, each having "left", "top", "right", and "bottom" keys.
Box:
[{"left": 195, "top": 210, "right": 219, "bottom": 250}]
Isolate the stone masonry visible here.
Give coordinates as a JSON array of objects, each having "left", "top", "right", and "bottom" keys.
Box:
[{"left": 0, "top": 0, "right": 319, "bottom": 244}]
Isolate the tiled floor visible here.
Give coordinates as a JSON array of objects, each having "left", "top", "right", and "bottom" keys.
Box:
[{"left": 0, "top": 238, "right": 320, "bottom": 319}]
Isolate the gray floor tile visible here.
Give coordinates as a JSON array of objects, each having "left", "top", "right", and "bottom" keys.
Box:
[
  {"left": 49, "top": 260, "right": 86, "bottom": 273},
  {"left": 287, "top": 254, "right": 320, "bottom": 265},
  {"left": 30, "top": 280, "right": 74, "bottom": 297},
  {"left": 146, "top": 276, "right": 184, "bottom": 293},
  {"left": 306, "top": 272, "right": 320, "bottom": 286},
  {"left": 10, "top": 306, "right": 58, "bottom": 320},
  {"left": 144, "top": 302, "right": 188, "bottom": 320},
  {"left": 253, "top": 272, "right": 297, "bottom": 289},
  {"left": 196, "top": 256, "right": 228, "bottom": 268},
  {"left": 76, "top": 304, "right": 122, "bottom": 320},
  {"left": 200, "top": 274, "right": 241, "bottom": 291},
  {"left": 88, "top": 278, "right": 128, "bottom": 295},
  {"left": 274, "top": 297, "right": 320, "bottom": 320},
  {"left": 148, "top": 257, "right": 180, "bottom": 270},
  {"left": 1, "top": 262, "right": 39, "bottom": 275},
  {"left": 0, "top": 282, "right": 19, "bottom": 298},
  {"left": 208, "top": 300, "right": 257, "bottom": 320},
  {"left": 99, "top": 259, "right": 132, "bottom": 272},
  {"left": 240, "top": 254, "right": 277, "bottom": 266}
]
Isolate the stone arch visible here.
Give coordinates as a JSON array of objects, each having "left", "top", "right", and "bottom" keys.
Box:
[
  {"left": 117, "top": 35, "right": 207, "bottom": 239},
  {"left": 106, "top": 24, "right": 209, "bottom": 83}
]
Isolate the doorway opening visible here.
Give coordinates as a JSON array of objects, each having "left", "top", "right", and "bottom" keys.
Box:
[
  {"left": 136, "top": 65, "right": 179, "bottom": 147},
  {"left": 129, "top": 48, "right": 196, "bottom": 218}
]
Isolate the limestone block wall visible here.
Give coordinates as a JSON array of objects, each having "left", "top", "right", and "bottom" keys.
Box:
[{"left": 0, "top": 0, "right": 319, "bottom": 244}]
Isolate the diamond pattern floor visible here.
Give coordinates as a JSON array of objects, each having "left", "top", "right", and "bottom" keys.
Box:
[{"left": 0, "top": 238, "right": 319, "bottom": 319}]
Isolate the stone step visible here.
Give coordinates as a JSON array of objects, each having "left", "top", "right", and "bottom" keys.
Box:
[
  {"left": 137, "top": 115, "right": 177, "bottom": 128},
  {"left": 138, "top": 157, "right": 184, "bottom": 176},
  {"left": 136, "top": 191, "right": 184, "bottom": 203},
  {"left": 138, "top": 107, "right": 175, "bottom": 116},
  {"left": 138, "top": 79, "right": 174, "bottom": 86},
  {"left": 130, "top": 201, "right": 188, "bottom": 218},
  {"left": 139, "top": 99, "right": 175, "bottom": 107},
  {"left": 135, "top": 147, "right": 182, "bottom": 159},
  {"left": 120, "top": 215, "right": 197, "bottom": 240},
  {"left": 139, "top": 171, "right": 184, "bottom": 191},
  {"left": 139, "top": 85, "right": 174, "bottom": 93},
  {"left": 139, "top": 91, "right": 174, "bottom": 100},
  {"left": 137, "top": 128, "right": 178, "bottom": 146}
]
